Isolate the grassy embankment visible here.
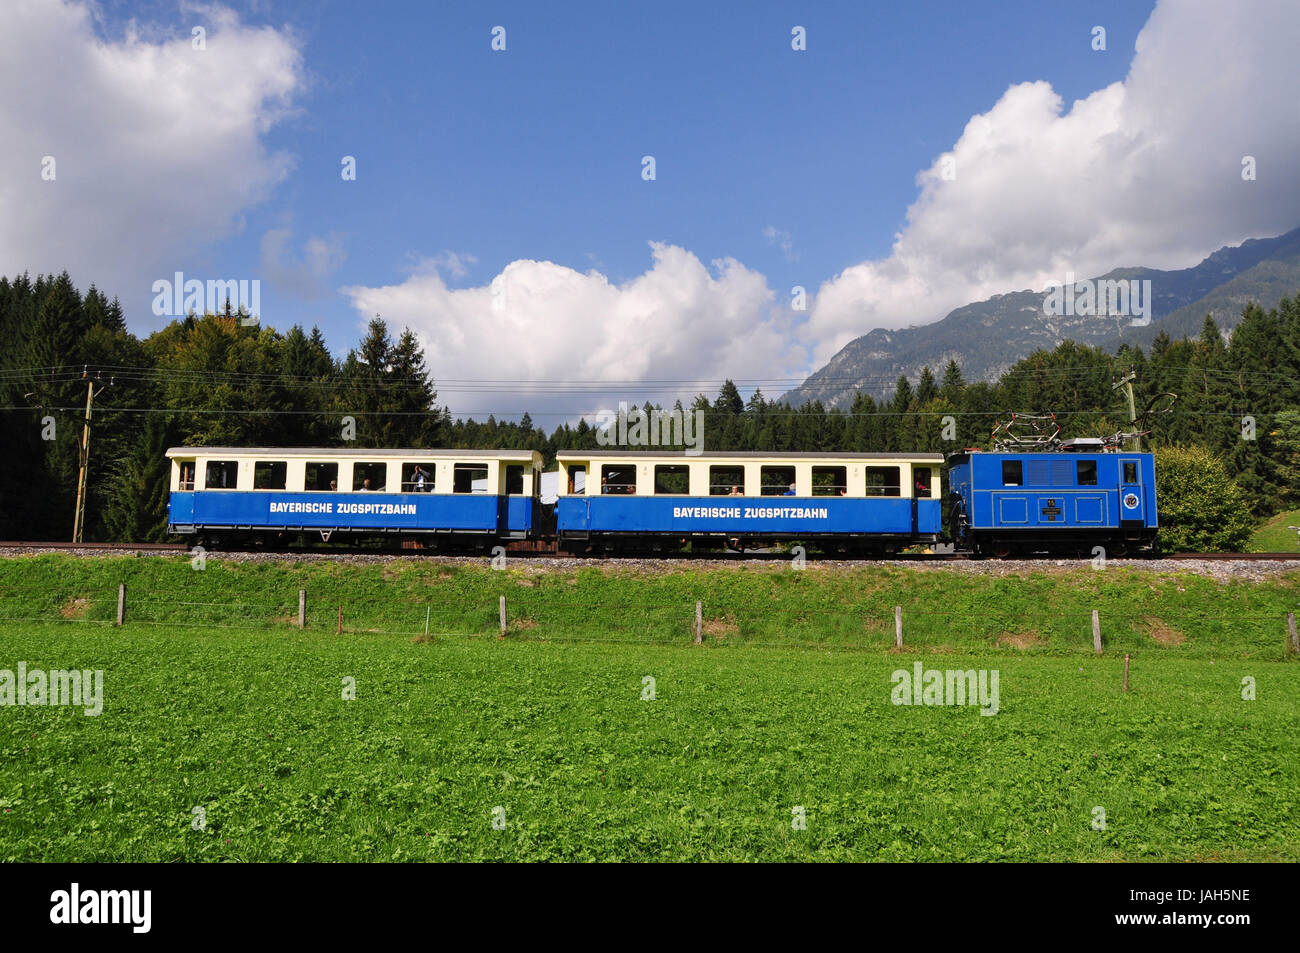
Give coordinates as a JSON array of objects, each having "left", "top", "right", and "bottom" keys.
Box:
[
  {"left": 1, "top": 555, "right": 1297, "bottom": 861},
  {"left": 1249, "top": 509, "right": 1300, "bottom": 553}
]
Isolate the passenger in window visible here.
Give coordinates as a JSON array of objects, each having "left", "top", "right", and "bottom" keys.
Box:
[
  {"left": 362, "top": 478, "right": 373, "bottom": 491},
  {"left": 783, "top": 483, "right": 796, "bottom": 496},
  {"left": 412, "top": 465, "right": 429, "bottom": 492},
  {"left": 729, "top": 485, "right": 742, "bottom": 496},
  {"left": 329, "top": 480, "right": 337, "bottom": 491}
]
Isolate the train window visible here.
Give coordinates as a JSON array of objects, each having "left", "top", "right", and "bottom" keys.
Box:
[
  {"left": 600, "top": 465, "right": 635, "bottom": 495},
  {"left": 709, "top": 465, "right": 744, "bottom": 496},
  {"left": 567, "top": 465, "right": 586, "bottom": 495},
  {"left": 654, "top": 465, "right": 689, "bottom": 495},
  {"left": 1002, "top": 460, "right": 1023, "bottom": 486},
  {"left": 204, "top": 460, "right": 239, "bottom": 490},
  {"left": 1077, "top": 460, "right": 1097, "bottom": 486},
  {"left": 812, "top": 466, "right": 847, "bottom": 496},
  {"left": 865, "top": 466, "right": 900, "bottom": 497},
  {"left": 401, "top": 462, "right": 435, "bottom": 492},
  {"left": 761, "top": 465, "right": 796, "bottom": 496},
  {"left": 253, "top": 461, "right": 287, "bottom": 490},
  {"left": 914, "top": 467, "right": 933, "bottom": 498},
  {"left": 453, "top": 463, "right": 489, "bottom": 493},
  {"left": 505, "top": 465, "right": 525, "bottom": 495},
  {"left": 177, "top": 462, "right": 196, "bottom": 491},
  {"left": 306, "top": 462, "right": 339, "bottom": 491},
  {"left": 1123, "top": 461, "right": 1138, "bottom": 483},
  {"left": 353, "top": 462, "right": 387, "bottom": 491}
]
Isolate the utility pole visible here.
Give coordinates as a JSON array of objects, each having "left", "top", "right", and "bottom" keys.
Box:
[
  {"left": 1112, "top": 370, "right": 1138, "bottom": 451},
  {"left": 72, "top": 374, "right": 100, "bottom": 543}
]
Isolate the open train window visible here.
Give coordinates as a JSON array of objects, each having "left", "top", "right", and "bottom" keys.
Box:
[
  {"left": 1002, "top": 460, "right": 1023, "bottom": 486},
  {"left": 253, "top": 461, "right": 287, "bottom": 490},
  {"left": 709, "top": 465, "right": 744, "bottom": 496},
  {"left": 401, "top": 462, "right": 435, "bottom": 492},
  {"left": 865, "top": 466, "right": 900, "bottom": 497},
  {"left": 600, "top": 464, "right": 635, "bottom": 494},
  {"left": 913, "top": 467, "right": 932, "bottom": 498},
  {"left": 204, "top": 460, "right": 239, "bottom": 490},
  {"left": 761, "top": 465, "right": 796, "bottom": 496},
  {"left": 812, "top": 466, "right": 846, "bottom": 496},
  {"left": 654, "top": 465, "right": 689, "bottom": 495},
  {"left": 177, "top": 461, "right": 196, "bottom": 491},
  {"left": 353, "top": 462, "right": 387, "bottom": 491},
  {"left": 306, "top": 462, "right": 339, "bottom": 491},
  {"left": 567, "top": 465, "right": 586, "bottom": 495},
  {"left": 453, "top": 463, "right": 489, "bottom": 493},
  {"left": 505, "top": 465, "right": 525, "bottom": 495},
  {"left": 1076, "top": 460, "right": 1097, "bottom": 486}
]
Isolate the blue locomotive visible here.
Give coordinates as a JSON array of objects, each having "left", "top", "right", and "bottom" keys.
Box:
[{"left": 945, "top": 439, "right": 1157, "bottom": 555}]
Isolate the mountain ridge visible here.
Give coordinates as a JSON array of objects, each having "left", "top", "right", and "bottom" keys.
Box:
[{"left": 780, "top": 226, "right": 1300, "bottom": 409}]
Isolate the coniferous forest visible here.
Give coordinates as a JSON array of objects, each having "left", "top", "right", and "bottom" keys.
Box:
[{"left": 2, "top": 270, "right": 1298, "bottom": 542}]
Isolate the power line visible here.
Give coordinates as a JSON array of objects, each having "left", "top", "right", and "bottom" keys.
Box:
[
  {"left": 4, "top": 362, "right": 1300, "bottom": 392},
  {"left": 0, "top": 406, "right": 1288, "bottom": 420}
]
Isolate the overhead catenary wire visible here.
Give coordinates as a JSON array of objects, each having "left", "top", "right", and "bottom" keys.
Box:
[{"left": 2, "top": 362, "right": 1298, "bottom": 393}]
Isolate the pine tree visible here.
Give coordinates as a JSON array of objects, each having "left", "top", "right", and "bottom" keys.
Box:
[
  {"left": 916, "top": 366, "right": 938, "bottom": 405},
  {"left": 102, "top": 415, "right": 173, "bottom": 541}
]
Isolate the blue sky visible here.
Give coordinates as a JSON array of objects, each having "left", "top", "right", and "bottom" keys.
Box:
[
  {"left": 6, "top": 0, "right": 1298, "bottom": 417},
  {"left": 97, "top": 0, "right": 1152, "bottom": 341}
]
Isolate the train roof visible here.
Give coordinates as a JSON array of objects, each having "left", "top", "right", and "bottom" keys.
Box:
[
  {"left": 555, "top": 450, "right": 943, "bottom": 461},
  {"left": 166, "top": 446, "right": 542, "bottom": 461}
]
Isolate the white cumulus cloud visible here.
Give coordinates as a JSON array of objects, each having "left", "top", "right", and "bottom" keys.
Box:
[
  {"left": 0, "top": 1, "right": 304, "bottom": 310},
  {"left": 805, "top": 0, "right": 1300, "bottom": 364},
  {"left": 341, "top": 243, "right": 807, "bottom": 421}
]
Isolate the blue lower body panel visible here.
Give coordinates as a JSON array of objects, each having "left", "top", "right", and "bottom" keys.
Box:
[
  {"left": 168, "top": 491, "right": 532, "bottom": 535},
  {"left": 557, "top": 496, "right": 939, "bottom": 537}
]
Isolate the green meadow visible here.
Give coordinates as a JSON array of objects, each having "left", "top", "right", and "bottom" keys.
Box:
[
  {"left": 1248, "top": 509, "right": 1300, "bottom": 553},
  {"left": 1, "top": 555, "right": 1297, "bottom": 861}
]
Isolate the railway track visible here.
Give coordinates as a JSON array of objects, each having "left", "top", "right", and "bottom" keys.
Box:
[
  {"left": 1, "top": 540, "right": 1298, "bottom": 561},
  {"left": 0, "top": 540, "right": 188, "bottom": 551},
  {"left": 1164, "top": 552, "right": 1300, "bottom": 561}
]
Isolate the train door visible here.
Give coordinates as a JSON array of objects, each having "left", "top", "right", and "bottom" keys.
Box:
[
  {"left": 911, "top": 466, "right": 932, "bottom": 533},
  {"left": 1118, "top": 458, "right": 1144, "bottom": 526}
]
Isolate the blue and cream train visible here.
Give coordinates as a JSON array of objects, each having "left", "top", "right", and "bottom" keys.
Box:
[{"left": 165, "top": 443, "right": 1158, "bottom": 555}]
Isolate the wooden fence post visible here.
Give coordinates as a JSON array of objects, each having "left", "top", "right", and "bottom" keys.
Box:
[
  {"left": 116, "top": 584, "right": 126, "bottom": 626},
  {"left": 694, "top": 601, "right": 703, "bottom": 644},
  {"left": 894, "top": 605, "right": 903, "bottom": 649},
  {"left": 298, "top": 589, "right": 306, "bottom": 629},
  {"left": 1092, "top": 609, "right": 1102, "bottom": 654},
  {"left": 499, "top": 595, "right": 507, "bottom": 636},
  {"left": 1288, "top": 612, "right": 1298, "bottom": 655}
]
